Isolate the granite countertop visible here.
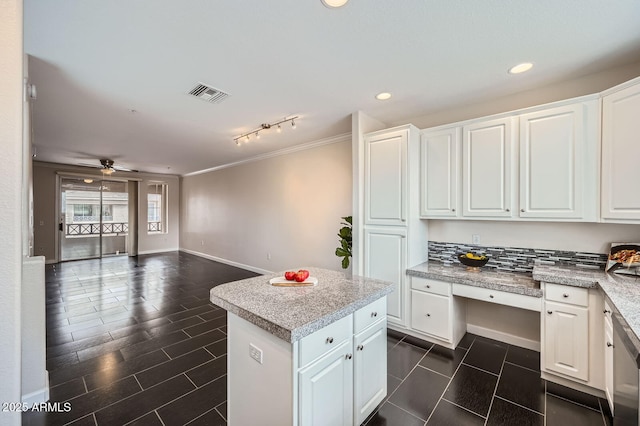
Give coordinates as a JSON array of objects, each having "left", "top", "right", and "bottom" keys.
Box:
[
  {"left": 407, "top": 262, "right": 542, "bottom": 297},
  {"left": 209, "top": 267, "right": 393, "bottom": 343}
]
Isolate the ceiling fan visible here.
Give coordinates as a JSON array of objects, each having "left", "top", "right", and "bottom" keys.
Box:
[{"left": 79, "top": 159, "right": 139, "bottom": 175}]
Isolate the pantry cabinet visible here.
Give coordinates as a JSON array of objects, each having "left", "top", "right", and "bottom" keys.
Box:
[
  {"left": 462, "top": 117, "right": 516, "bottom": 218},
  {"left": 601, "top": 78, "right": 640, "bottom": 222},
  {"left": 363, "top": 227, "right": 407, "bottom": 326},
  {"left": 364, "top": 129, "right": 407, "bottom": 226}
]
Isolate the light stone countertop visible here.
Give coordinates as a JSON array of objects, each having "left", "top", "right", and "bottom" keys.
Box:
[
  {"left": 209, "top": 267, "right": 393, "bottom": 343},
  {"left": 406, "top": 262, "right": 542, "bottom": 297}
]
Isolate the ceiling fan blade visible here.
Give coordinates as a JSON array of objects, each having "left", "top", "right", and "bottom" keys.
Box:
[
  {"left": 113, "top": 166, "right": 139, "bottom": 172},
  {"left": 77, "top": 162, "right": 101, "bottom": 169}
]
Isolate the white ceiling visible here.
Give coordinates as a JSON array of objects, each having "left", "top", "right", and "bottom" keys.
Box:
[{"left": 24, "top": 1, "right": 640, "bottom": 176}]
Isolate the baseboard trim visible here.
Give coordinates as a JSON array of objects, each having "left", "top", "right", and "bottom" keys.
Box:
[
  {"left": 466, "top": 324, "right": 540, "bottom": 351},
  {"left": 179, "top": 248, "right": 273, "bottom": 275},
  {"left": 22, "top": 373, "right": 49, "bottom": 405},
  {"left": 138, "top": 248, "right": 179, "bottom": 255}
]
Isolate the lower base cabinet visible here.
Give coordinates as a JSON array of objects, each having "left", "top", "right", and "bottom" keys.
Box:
[
  {"left": 299, "top": 339, "right": 354, "bottom": 426},
  {"left": 227, "top": 297, "right": 388, "bottom": 426}
]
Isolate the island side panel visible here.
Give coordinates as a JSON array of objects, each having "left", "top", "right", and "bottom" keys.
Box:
[{"left": 228, "top": 313, "right": 296, "bottom": 426}]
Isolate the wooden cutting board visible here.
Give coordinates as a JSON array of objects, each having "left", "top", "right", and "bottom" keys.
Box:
[{"left": 269, "top": 277, "right": 318, "bottom": 287}]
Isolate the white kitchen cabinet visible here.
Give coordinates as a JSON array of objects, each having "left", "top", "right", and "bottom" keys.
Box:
[
  {"left": 408, "top": 277, "right": 466, "bottom": 349},
  {"left": 420, "top": 127, "right": 461, "bottom": 218},
  {"left": 299, "top": 339, "right": 354, "bottom": 426},
  {"left": 601, "top": 78, "right": 640, "bottom": 222},
  {"left": 364, "top": 227, "right": 407, "bottom": 326},
  {"left": 519, "top": 101, "right": 598, "bottom": 220},
  {"left": 543, "top": 300, "right": 589, "bottom": 381},
  {"left": 364, "top": 128, "right": 407, "bottom": 226},
  {"left": 353, "top": 318, "right": 386, "bottom": 425},
  {"left": 462, "top": 117, "right": 516, "bottom": 218}
]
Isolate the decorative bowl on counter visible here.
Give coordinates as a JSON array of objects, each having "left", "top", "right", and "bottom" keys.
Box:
[{"left": 458, "top": 253, "right": 489, "bottom": 269}]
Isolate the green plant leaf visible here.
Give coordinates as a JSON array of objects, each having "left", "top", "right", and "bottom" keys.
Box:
[{"left": 342, "top": 257, "right": 350, "bottom": 269}]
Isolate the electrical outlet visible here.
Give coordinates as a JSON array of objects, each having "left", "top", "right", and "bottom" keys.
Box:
[
  {"left": 249, "top": 343, "right": 263, "bottom": 364},
  {"left": 472, "top": 234, "right": 481, "bottom": 245}
]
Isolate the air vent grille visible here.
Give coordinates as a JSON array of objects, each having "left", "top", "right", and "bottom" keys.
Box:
[{"left": 188, "top": 83, "right": 229, "bottom": 104}]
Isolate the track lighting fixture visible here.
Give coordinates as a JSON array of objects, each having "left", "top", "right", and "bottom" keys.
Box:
[{"left": 234, "top": 115, "right": 299, "bottom": 145}]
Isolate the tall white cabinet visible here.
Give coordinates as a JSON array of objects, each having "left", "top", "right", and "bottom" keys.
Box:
[
  {"left": 358, "top": 125, "right": 428, "bottom": 329},
  {"left": 601, "top": 77, "right": 640, "bottom": 222}
]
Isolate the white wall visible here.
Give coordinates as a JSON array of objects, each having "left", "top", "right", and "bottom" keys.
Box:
[
  {"left": 33, "top": 161, "right": 180, "bottom": 261},
  {"left": 180, "top": 136, "right": 352, "bottom": 273},
  {"left": 0, "top": 0, "right": 24, "bottom": 423}
]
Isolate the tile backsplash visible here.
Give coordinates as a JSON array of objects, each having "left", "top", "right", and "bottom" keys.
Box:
[{"left": 428, "top": 241, "right": 608, "bottom": 273}]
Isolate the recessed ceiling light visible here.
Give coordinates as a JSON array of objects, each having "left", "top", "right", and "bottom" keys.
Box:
[
  {"left": 509, "top": 62, "right": 533, "bottom": 74},
  {"left": 321, "top": 0, "right": 349, "bottom": 8},
  {"left": 375, "top": 92, "right": 392, "bottom": 101}
]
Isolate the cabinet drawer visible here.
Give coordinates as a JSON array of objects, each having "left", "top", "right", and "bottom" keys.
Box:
[
  {"left": 411, "top": 290, "right": 451, "bottom": 341},
  {"left": 354, "top": 297, "right": 387, "bottom": 334},
  {"left": 411, "top": 277, "right": 451, "bottom": 296},
  {"left": 299, "top": 314, "right": 353, "bottom": 367},
  {"left": 545, "top": 283, "right": 588, "bottom": 307},
  {"left": 452, "top": 284, "right": 541, "bottom": 312}
]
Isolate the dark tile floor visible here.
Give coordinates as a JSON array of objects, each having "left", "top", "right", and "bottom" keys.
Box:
[
  {"left": 369, "top": 329, "right": 614, "bottom": 426},
  {"left": 24, "top": 252, "right": 614, "bottom": 425}
]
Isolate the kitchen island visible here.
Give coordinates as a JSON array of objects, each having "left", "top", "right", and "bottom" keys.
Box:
[{"left": 210, "top": 267, "right": 394, "bottom": 426}]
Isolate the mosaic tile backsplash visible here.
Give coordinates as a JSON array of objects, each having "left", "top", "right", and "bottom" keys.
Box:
[{"left": 428, "top": 241, "right": 608, "bottom": 273}]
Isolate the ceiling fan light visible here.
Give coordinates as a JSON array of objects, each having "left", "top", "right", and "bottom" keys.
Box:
[{"left": 508, "top": 62, "right": 533, "bottom": 74}]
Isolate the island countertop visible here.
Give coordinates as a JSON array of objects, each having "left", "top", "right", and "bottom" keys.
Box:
[{"left": 209, "top": 267, "right": 393, "bottom": 343}]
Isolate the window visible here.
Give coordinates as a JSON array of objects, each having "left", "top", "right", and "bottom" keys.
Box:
[{"left": 147, "top": 183, "right": 168, "bottom": 234}]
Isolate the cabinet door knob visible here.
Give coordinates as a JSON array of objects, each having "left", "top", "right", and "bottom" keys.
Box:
[
  {"left": 520, "top": 209, "right": 525, "bottom": 213},
  {"left": 563, "top": 294, "right": 569, "bottom": 298},
  {"left": 370, "top": 312, "right": 378, "bottom": 317},
  {"left": 326, "top": 337, "right": 334, "bottom": 344},
  {"left": 426, "top": 313, "right": 431, "bottom": 317},
  {"left": 345, "top": 353, "right": 353, "bottom": 360},
  {"left": 426, "top": 285, "right": 431, "bottom": 289},
  {"left": 547, "top": 310, "right": 553, "bottom": 315},
  {"left": 607, "top": 342, "right": 613, "bottom": 348},
  {"left": 489, "top": 295, "right": 494, "bottom": 299},
  {"left": 506, "top": 208, "right": 510, "bottom": 212},
  {"left": 452, "top": 208, "right": 456, "bottom": 212},
  {"left": 604, "top": 309, "right": 611, "bottom": 314},
  {"left": 357, "top": 344, "right": 364, "bottom": 351}
]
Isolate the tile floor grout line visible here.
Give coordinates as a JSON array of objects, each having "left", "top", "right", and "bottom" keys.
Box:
[
  {"left": 386, "top": 400, "right": 429, "bottom": 423},
  {"left": 482, "top": 348, "right": 507, "bottom": 426},
  {"left": 440, "top": 397, "right": 488, "bottom": 420},
  {"left": 460, "top": 360, "right": 501, "bottom": 377},
  {"left": 546, "top": 392, "right": 605, "bottom": 414},
  {"left": 424, "top": 336, "right": 475, "bottom": 425},
  {"left": 493, "top": 394, "right": 545, "bottom": 416},
  {"left": 503, "top": 359, "right": 541, "bottom": 375}
]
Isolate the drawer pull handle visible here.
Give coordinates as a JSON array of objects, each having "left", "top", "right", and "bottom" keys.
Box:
[
  {"left": 357, "top": 345, "right": 364, "bottom": 351},
  {"left": 371, "top": 312, "right": 378, "bottom": 317},
  {"left": 345, "top": 353, "right": 353, "bottom": 360},
  {"left": 563, "top": 294, "right": 569, "bottom": 298},
  {"left": 489, "top": 295, "right": 494, "bottom": 299},
  {"left": 547, "top": 310, "right": 553, "bottom": 315},
  {"left": 607, "top": 342, "right": 613, "bottom": 348},
  {"left": 326, "top": 337, "right": 334, "bottom": 344},
  {"left": 426, "top": 313, "right": 431, "bottom": 317},
  {"left": 604, "top": 309, "right": 611, "bottom": 314},
  {"left": 426, "top": 285, "right": 431, "bottom": 289}
]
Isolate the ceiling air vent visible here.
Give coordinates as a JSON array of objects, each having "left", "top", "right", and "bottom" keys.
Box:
[{"left": 188, "top": 83, "right": 229, "bottom": 104}]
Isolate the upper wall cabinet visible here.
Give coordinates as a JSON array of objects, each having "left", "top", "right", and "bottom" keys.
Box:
[
  {"left": 462, "top": 117, "right": 516, "bottom": 218},
  {"left": 364, "top": 128, "right": 408, "bottom": 226},
  {"left": 601, "top": 79, "right": 640, "bottom": 222},
  {"left": 519, "top": 101, "right": 598, "bottom": 221},
  {"left": 420, "top": 96, "right": 599, "bottom": 222},
  {"left": 420, "top": 127, "right": 460, "bottom": 218}
]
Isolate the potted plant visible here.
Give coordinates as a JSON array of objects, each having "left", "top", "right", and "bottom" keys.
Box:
[{"left": 335, "top": 216, "right": 352, "bottom": 269}]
